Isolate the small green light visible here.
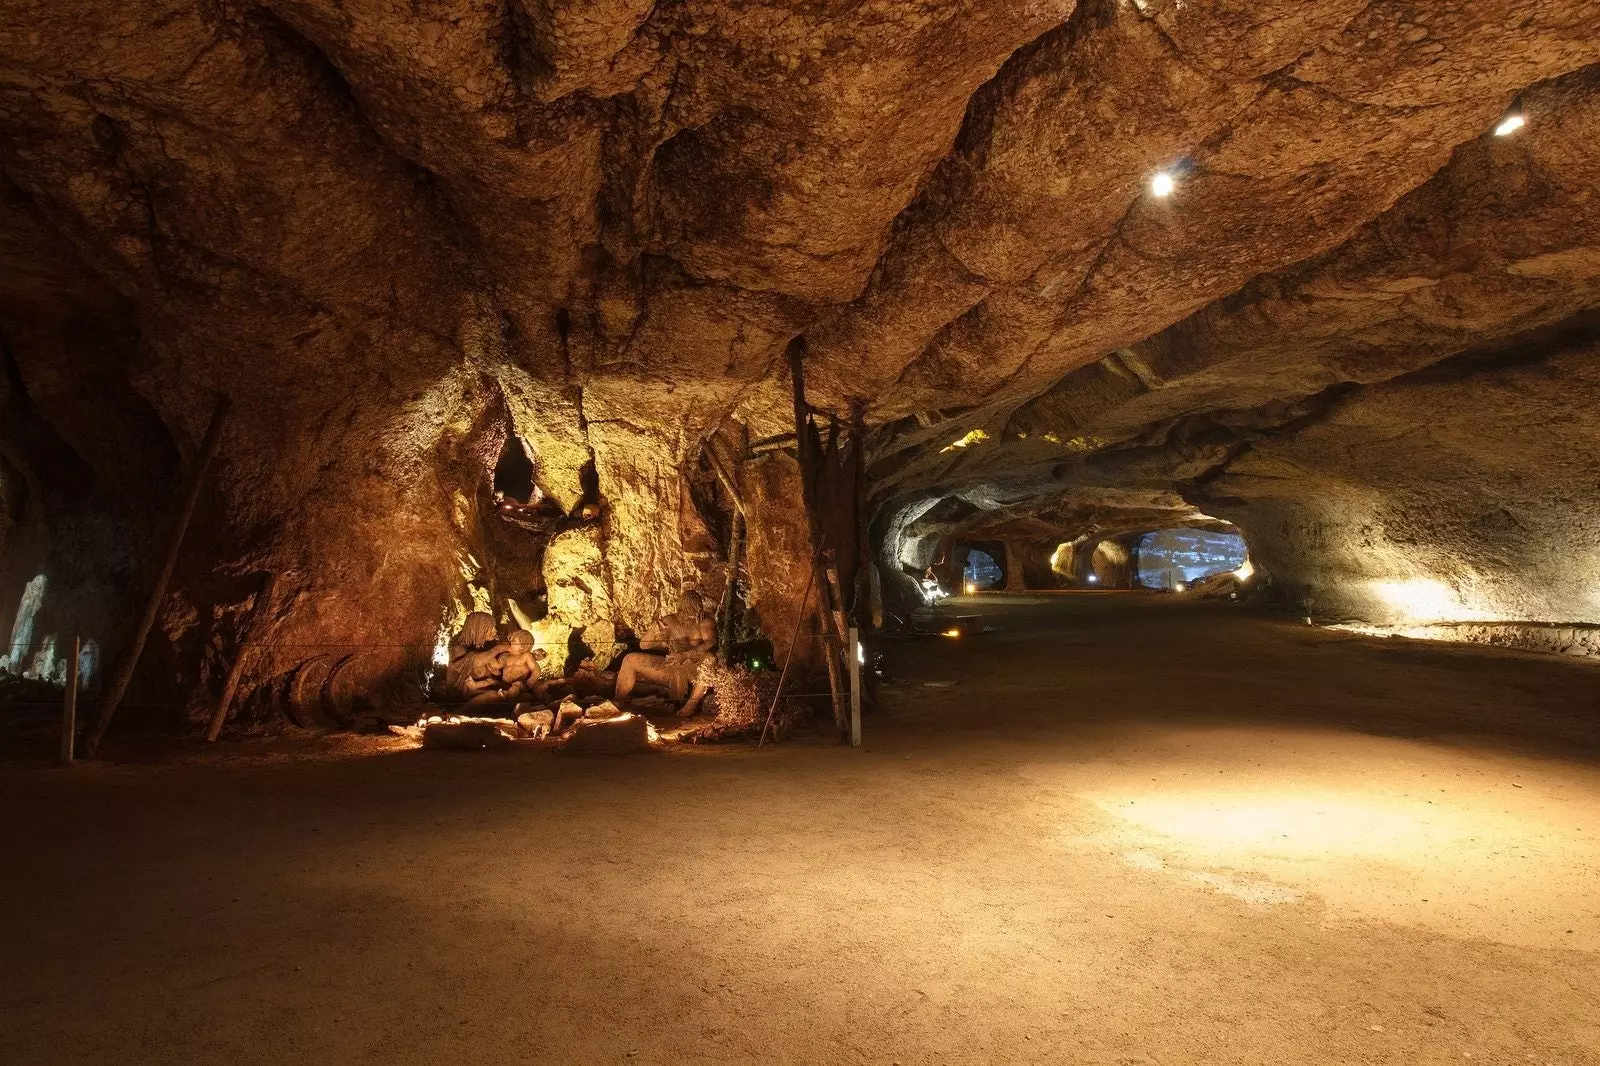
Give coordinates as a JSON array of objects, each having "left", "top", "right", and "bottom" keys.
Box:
[{"left": 751, "top": 659, "right": 762, "bottom": 670}]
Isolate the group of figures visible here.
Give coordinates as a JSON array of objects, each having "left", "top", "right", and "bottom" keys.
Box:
[
  {"left": 440, "top": 590, "right": 717, "bottom": 717},
  {"left": 443, "top": 613, "right": 546, "bottom": 708}
]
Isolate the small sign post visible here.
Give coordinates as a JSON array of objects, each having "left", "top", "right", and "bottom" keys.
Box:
[
  {"left": 60, "top": 635, "right": 80, "bottom": 766},
  {"left": 848, "top": 626, "right": 863, "bottom": 748}
]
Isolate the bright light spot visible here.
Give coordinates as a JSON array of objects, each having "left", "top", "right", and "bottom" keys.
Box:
[
  {"left": 1233, "top": 557, "right": 1255, "bottom": 582},
  {"left": 1087, "top": 573, "right": 1098, "bottom": 584},
  {"left": 1150, "top": 170, "right": 1176, "bottom": 197},
  {"left": 1173, "top": 582, "right": 1187, "bottom": 593},
  {"left": 1494, "top": 113, "right": 1525, "bottom": 137},
  {"left": 27, "top": 633, "right": 60, "bottom": 682},
  {"left": 1369, "top": 577, "right": 1478, "bottom": 624},
  {"left": 7, "top": 573, "right": 46, "bottom": 669},
  {"left": 963, "top": 581, "right": 977, "bottom": 595},
  {"left": 939, "top": 428, "right": 990, "bottom": 454},
  {"left": 751, "top": 659, "right": 763, "bottom": 670},
  {"left": 942, "top": 629, "right": 961, "bottom": 638},
  {"left": 855, "top": 642, "right": 865, "bottom": 665},
  {"left": 78, "top": 639, "right": 100, "bottom": 692}
]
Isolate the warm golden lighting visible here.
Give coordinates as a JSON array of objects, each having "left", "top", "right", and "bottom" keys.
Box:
[
  {"left": 1074, "top": 727, "right": 1600, "bottom": 951},
  {"left": 1367, "top": 577, "right": 1487, "bottom": 624},
  {"left": 963, "top": 581, "right": 977, "bottom": 595},
  {"left": 939, "top": 428, "right": 990, "bottom": 453},
  {"left": 942, "top": 628, "right": 961, "bottom": 638},
  {"left": 1494, "top": 113, "right": 1525, "bottom": 136},
  {"left": 1233, "top": 557, "right": 1254, "bottom": 582}
]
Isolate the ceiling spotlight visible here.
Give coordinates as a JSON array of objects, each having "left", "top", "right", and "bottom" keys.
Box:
[
  {"left": 1150, "top": 170, "right": 1176, "bottom": 197},
  {"left": 1493, "top": 113, "right": 1525, "bottom": 137},
  {"left": 1494, "top": 96, "right": 1526, "bottom": 137}
]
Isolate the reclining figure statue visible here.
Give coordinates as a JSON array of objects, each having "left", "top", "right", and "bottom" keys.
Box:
[{"left": 615, "top": 590, "right": 716, "bottom": 717}]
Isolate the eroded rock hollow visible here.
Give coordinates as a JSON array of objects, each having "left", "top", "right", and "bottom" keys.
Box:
[{"left": 4, "top": 0, "right": 1599, "bottom": 731}]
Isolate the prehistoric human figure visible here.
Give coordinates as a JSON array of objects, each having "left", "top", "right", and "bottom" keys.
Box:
[
  {"left": 464, "top": 629, "right": 545, "bottom": 708},
  {"left": 445, "top": 611, "right": 506, "bottom": 701},
  {"left": 615, "top": 590, "right": 717, "bottom": 716}
]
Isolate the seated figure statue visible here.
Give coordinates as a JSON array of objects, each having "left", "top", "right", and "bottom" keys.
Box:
[
  {"left": 464, "top": 629, "right": 546, "bottom": 709},
  {"left": 615, "top": 590, "right": 716, "bottom": 717},
  {"left": 445, "top": 611, "right": 506, "bottom": 701}
]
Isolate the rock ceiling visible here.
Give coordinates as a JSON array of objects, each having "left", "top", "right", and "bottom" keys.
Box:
[{"left": 3, "top": 0, "right": 1600, "bottom": 663}]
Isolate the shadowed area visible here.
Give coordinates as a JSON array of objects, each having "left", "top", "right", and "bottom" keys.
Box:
[{"left": 4, "top": 596, "right": 1597, "bottom": 1064}]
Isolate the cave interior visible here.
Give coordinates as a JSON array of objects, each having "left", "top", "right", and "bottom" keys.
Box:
[
  {"left": 6, "top": 2, "right": 1600, "bottom": 1062},
  {"left": 5, "top": 0, "right": 1600, "bottom": 735}
]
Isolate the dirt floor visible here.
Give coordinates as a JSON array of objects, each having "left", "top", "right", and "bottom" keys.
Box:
[{"left": 4, "top": 595, "right": 1599, "bottom": 1064}]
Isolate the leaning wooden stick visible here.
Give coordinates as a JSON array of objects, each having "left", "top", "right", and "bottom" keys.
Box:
[
  {"left": 758, "top": 545, "right": 821, "bottom": 749},
  {"left": 87, "top": 397, "right": 229, "bottom": 757},
  {"left": 60, "top": 635, "right": 80, "bottom": 766},
  {"left": 206, "top": 571, "right": 277, "bottom": 742},
  {"left": 787, "top": 337, "right": 848, "bottom": 731}
]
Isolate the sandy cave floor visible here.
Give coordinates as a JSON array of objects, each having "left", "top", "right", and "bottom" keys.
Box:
[{"left": 3, "top": 595, "right": 1599, "bottom": 1065}]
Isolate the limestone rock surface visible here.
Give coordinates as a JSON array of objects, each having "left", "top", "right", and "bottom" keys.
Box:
[{"left": 4, "top": 0, "right": 1600, "bottom": 722}]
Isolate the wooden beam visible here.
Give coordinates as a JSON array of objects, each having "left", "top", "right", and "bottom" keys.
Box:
[
  {"left": 206, "top": 570, "right": 278, "bottom": 742},
  {"left": 786, "top": 337, "right": 848, "bottom": 734},
  {"left": 60, "top": 635, "right": 79, "bottom": 766},
  {"left": 86, "top": 397, "right": 229, "bottom": 757}
]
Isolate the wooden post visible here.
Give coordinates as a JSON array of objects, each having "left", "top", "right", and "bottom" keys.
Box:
[
  {"left": 707, "top": 432, "right": 747, "bottom": 667},
  {"left": 60, "top": 635, "right": 80, "bottom": 766},
  {"left": 717, "top": 513, "right": 744, "bottom": 666},
  {"left": 206, "top": 571, "right": 277, "bottom": 742},
  {"left": 786, "top": 337, "right": 848, "bottom": 734},
  {"left": 847, "top": 625, "right": 862, "bottom": 748},
  {"left": 86, "top": 397, "right": 229, "bottom": 757},
  {"left": 758, "top": 550, "right": 819, "bottom": 749},
  {"left": 849, "top": 399, "right": 872, "bottom": 631}
]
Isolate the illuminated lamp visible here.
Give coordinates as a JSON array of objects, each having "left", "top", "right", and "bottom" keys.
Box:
[
  {"left": 1494, "top": 98, "right": 1526, "bottom": 137},
  {"left": 1150, "top": 170, "right": 1176, "bottom": 197}
]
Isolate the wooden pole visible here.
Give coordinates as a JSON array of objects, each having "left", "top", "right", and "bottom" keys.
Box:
[
  {"left": 849, "top": 399, "right": 872, "bottom": 630},
  {"left": 717, "top": 513, "right": 744, "bottom": 667},
  {"left": 847, "top": 625, "right": 862, "bottom": 748},
  {"left": 707, "top": 431, "right": 747, "bottom": 667},
  {"left": 86, "top": 397, "right": 229, "bottom": 757},
  {"left": 758, "top": 550, "right": 819, "bottom": 749},
  {"left": 60, "top": 635, "right": 79, "bottom": 766},
  {"left": 786, "top": 337, "right": 848, "bottom": 734},
  {"left": 206, "top": 570, "right": 277, "bottom": 742}
]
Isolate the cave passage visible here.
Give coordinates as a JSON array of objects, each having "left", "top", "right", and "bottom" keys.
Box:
[
  {"left": 962, "top": 548, "right": 1004, "bottom": 591},
  {"left": 4, "top": 3, "right": 1600, "bottom": 1061},
  {"left": 1136, "top": 528, "right": 1249, "bottom": 590}
]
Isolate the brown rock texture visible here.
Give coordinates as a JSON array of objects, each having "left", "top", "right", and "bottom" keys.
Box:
[{"left": 3, "top": 0, "right": 1599, "bottom": 724}]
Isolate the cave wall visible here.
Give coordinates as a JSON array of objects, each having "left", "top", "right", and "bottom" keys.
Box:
[
  {"left": 5, "top": 0, "right": 1600, "bottom": 723},
  {"left": 1208, "top": 336, "right": 1600, "bottom": 629}
]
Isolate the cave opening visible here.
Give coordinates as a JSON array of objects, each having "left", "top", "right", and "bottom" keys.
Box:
[
  {"left": 492, "top": 433, "right": 536, "bottom": 505},
  {"left": 1136, "top": 528, "right": 1249, "bottom": 592},
  {"left": 962, "top": 548, "right": 1004, "bottom": 592}
]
